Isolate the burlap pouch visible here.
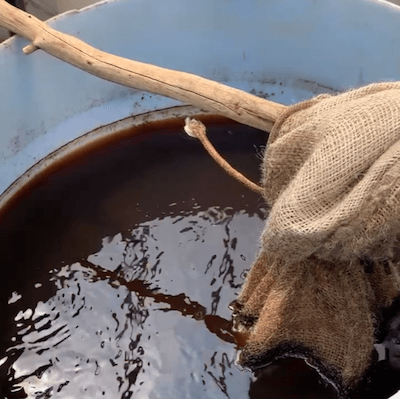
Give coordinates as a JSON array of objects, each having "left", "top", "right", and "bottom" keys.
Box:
[{"left": 232, "top": 82, "right": 400, "bottom": 397}]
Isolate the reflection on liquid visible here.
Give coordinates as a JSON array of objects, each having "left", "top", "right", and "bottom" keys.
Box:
[
  {"left": 2, "top": 208, "right": 264, "bottom": 398},
  {"left": 3, "top": 122, "right": 398, "bottom": 399}
]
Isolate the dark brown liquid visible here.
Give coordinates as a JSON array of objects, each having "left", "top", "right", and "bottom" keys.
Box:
[
  {"left": 0, "top": 119, "right": 344, "bottom": 399},
  {"left": 0, "top": 120, "right": 268, "bottom": 398}
]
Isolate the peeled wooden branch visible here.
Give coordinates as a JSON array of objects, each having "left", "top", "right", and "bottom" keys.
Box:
[{"left": 0, "top": 0, "right": 286, "bottom": 133}]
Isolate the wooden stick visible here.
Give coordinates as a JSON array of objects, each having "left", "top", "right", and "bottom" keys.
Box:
[
  {"left": 184, "top": 118, "right": 263, "bottom": 195},
  {"left": 0, "top": 0, "right": 286, "bottom": 133}
]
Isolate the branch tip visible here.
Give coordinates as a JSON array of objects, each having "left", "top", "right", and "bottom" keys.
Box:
[{"left": 184, "top": 117, "right": 199, "bottom": 138}]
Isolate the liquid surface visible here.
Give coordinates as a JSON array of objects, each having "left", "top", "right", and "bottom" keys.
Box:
[
  {"left": 1, "top": 122, "right": 398, "bottom": 399},
  {"left": 0, "top": 122, "right": 268, "bottom": 398},
  {"left": 7, "top": 210, "right": 264, "bottom": 398}
]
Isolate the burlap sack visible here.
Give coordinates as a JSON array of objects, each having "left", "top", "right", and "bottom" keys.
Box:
[{"left": 233, "top": 82, "right": 400, "bottom": 397}]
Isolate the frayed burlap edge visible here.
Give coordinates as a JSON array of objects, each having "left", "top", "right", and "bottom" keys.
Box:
[{"left": 233, "top": 252, "right": 400, "bottom": 395}]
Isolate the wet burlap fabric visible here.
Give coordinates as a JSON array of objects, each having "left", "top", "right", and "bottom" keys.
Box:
[{"left": 232, "top": 82, "right": 400, "bottom": 397}]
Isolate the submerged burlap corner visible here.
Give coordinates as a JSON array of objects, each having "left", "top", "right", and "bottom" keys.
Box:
[{"left": 233, "top": 82, "right": 400, "bottom": 397}]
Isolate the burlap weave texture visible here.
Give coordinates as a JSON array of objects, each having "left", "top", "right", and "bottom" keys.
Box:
[
  {"left": 262, "top": 82, "right": 400, "bottom": 262},
  {"left": 233, "top": 82, "right": 400, "bottom": 396}
]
